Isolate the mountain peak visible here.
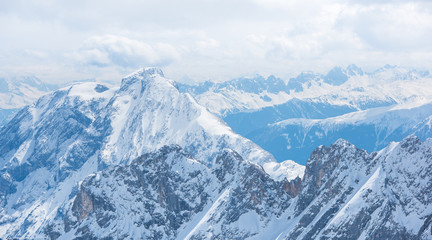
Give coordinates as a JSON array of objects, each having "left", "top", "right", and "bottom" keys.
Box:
[
  {"left": 120, "top": 67, "right": 166, "bottom": 90},
  {"left": 332, "top": 138, "right": 352, "bottom": 147},
  {"left": 324, "top": 66, "right": 348, "bottom": 86},
  {"left": 125, "top": 67, "right": 164, "bottom": 79},
  {"left": 346, "top": 64, "right": 364, "bottom": 76}
]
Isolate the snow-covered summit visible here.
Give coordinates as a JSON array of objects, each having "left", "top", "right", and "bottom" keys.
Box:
[
  {"left": 331, "top": 138, "right": 353, "bottom": 148},
  {"left": 124, "top": 67, "right": 165, "bottom": 78},
  {"left": 120, "top": 67, "right": 166, "bottom": 89},
  {"left": 95, "top": 68, "right": 283, "bottom": 170}
]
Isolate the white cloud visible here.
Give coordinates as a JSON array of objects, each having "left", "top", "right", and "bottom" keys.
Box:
[
  {"left": 71, "top": 35, "right": 180, "bottom": 68},
  {"left": 336, "top": 2, "right": 432, "bottom": 51},
  {"left": 196, "top": 38, "right": 220, "bottom": 50}
]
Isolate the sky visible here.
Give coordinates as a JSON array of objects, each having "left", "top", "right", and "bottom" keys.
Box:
[{"left": 0, "top": 0, "right": 431, "bottom": 84}]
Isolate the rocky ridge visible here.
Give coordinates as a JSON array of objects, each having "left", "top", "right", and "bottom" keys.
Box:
[{"left": 41, "top": 135, "right": 432, "bottom": 239}]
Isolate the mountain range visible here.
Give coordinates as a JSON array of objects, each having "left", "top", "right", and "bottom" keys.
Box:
[
  {"left": 180, "top": 64, "right": 432, "bottom": 164},
  {"left": 3, "top": 65, "right": 432, "bottom": 165},
  {"left": 0, "top": 67, "right": 430, "bottom": 239}
]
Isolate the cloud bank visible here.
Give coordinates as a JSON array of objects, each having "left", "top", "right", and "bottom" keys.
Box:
[{"left": 0, "top": 0, "right": 431, "bottom": 83}]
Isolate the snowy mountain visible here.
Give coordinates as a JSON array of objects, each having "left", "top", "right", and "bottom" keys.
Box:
[
  {"left": 45, "top": 146, "right": 297, "bottom": 239},
  {"left": 0, "top": 67, "right": 430, "bottom": 239},
  {"left": 180, "top": 65, "right": 432, "bottom": 164},
  {"left": 0, "top": 68, "right": 302, "bottom": 238},
  {"left": 6, "top": 132, "right": 431, "bottom": 239},
  {"left": 275, "top": 135, "right": 432, "bottom": 239},
  {"left": 0, "top": 75, "right": 57, "bottom": 126},
  {"left": 64, "top": 136, "right": 432, "bottom": 239},
  {"left": 246, "top": 101, "right": 432, "bottom": 164},
  {"left": 178, "top": 74, "right": 292, "bottom": 116},
  {"left": 178, "top": 64, "right": 376, "bottom": 116}
]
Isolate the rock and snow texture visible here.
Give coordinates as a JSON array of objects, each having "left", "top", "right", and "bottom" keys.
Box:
[
  {"left": 277, "top": 135, "right": 432, "bottom": 240},
  {"left": 0, "top": 68, "right": 301, "bottom": 239},
  {"left": 46, "top": 146, "right": 295, "bottom": 239},
  {"left": 39, "top": 137, "right": 432, "bottom": 239}
]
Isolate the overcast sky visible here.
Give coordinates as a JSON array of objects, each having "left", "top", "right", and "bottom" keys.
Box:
[{"left": 0, "top": 0, "right": 431, "bottom": 83}]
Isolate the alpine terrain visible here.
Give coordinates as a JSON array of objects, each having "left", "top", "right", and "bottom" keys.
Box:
[{"left": 0, "top": 68, "right": 430, "bottom": 239}]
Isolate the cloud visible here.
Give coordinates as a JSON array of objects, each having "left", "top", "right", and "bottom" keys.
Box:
[
  {"left": 23, "top": 49, "right": 49, "bottom": 59},
  {"left": 196, "top": 38, "right": 220, "bottom": 50},
  {"left": 0, "top": 0, "right": 431, "bottom": 83},
  {"left": 336, "top": 2, "right": 432, "bottom": 51},
  {"left": 71, "top": 35, "right": 180, "bottom": 68}
]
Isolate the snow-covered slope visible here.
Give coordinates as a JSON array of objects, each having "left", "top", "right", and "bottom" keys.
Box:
[
  {"left": 0, "top": 68, "right": 302, "bottom": 239},
  {"left": 97, "top": 68, "right": 274, "bottom": 167},
  {"left": 253, "top": 100, "right": 432, "bottom": 164}
]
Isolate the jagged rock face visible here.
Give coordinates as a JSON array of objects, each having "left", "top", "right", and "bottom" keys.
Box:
[
  {"left": 46, "top": 136, "right": 432, "bottom": 240},
  {"left": 196, "top": 150, "right": 292, "bottom": 239},
  {"left": 56, "top": 146, "right": 213, "bottom": 239},
  {"left": 0, "top": 85, "right": 110, "bottom": 206},
  {"left": 284, "top": 140, "right": 378, "bottom": 239},
  {"left": 280, "top": 136, "right": 432, "bottom": 240},
  {"left": 45, "top": 146, "right": 294, "bottom": 239},
  {"left": 295, "top": 139, "right": 377, "bottom": 215}
]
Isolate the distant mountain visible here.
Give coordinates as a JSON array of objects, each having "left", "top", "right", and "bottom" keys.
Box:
[
  {"left": 178, "top": 74, "right": 291, "bottom": 115},
  {"left": 178, "top": 64, "right": 374, "bottom": 116},
  {"left": 250, "top": 101, "right": 432, "bottom": 164},
  {"left": 179, "top": 65, "right": 432, "bottom": 164},
  {"left": 179, "top": 65, "right": 431, "bottom": 116},
  {"left": 0, "top": 75, "right": 58, "bottom": 126}
]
